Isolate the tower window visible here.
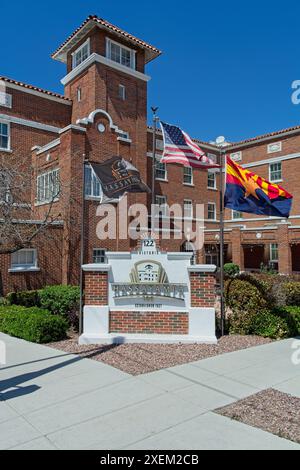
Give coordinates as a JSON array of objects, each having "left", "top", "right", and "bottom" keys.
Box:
[
  {"left": 72, "top": 39, "right": 91, "bottom": 69},
  {"left": 119, "top": 85, "right": 126, "bottom": 100},
  {"left": 77, "top": 87, "right": 82, "bottom": 102},
  {"left": 106, "top": 38, "right": 136, "bottom": 70}
]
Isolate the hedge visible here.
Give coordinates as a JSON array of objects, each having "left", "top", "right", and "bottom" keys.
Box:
[
  {"left": 0, "top": 306, "right": 68, "bottom": 343},
  {"left": 6, "top": 285, "right": 80, "bottom": 329},
  {"left": 6, "top": 290, "right": 40, "bottom": 308}
]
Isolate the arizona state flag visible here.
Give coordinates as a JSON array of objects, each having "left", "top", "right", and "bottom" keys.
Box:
[{"left": 225, "top": 156, "right": 293, "bottom": 218}]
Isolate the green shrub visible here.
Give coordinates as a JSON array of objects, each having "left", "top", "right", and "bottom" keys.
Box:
[
  {"left": 282, "top": 282, "right": 300, "bottom": 306},
  {"left": 250, "top": 309, "right": 293, "bottom": 340},
  {"left": 6, "top": 290, "right": 40, "bottom": 308},
  {"left": 0, "top": 306, "right": 68, "bottom": 343},
  {"left": 39, "top": 285, "right": 80, "bottom": 328},
  {"left": 272, "top": 306, "right": 300, "bottom": 335},
  {"left": 226, "top": 277, "right": 269, "bottom": 314},
  {"left": 224, "top": 263, "right": 240, "bottom": 278}
]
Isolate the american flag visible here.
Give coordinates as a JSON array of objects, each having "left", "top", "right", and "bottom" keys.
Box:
[{"left": 160, "top": 122, "right": 220, "bottom": 169}]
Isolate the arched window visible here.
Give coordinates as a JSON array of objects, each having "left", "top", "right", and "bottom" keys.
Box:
[{"left": 181, "top": 241, "right": 196, "bottom": 265}]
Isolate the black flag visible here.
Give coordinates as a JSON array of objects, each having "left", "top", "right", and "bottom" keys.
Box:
[{"left": 90, "top": 156, "right": 150, "bottom": 202}]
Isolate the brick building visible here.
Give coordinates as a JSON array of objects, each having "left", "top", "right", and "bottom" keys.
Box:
[{"left": 0, "top": 14, "right": 299, "bottom": 295}]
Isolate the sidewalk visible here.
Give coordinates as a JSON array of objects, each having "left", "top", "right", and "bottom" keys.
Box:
[{"left": 0, "top": 332, "right": 299, "bottom": 450}]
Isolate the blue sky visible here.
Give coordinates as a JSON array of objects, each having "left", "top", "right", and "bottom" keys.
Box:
[{"left": 2, "top": 0, "right": 300, "bottom": 142}]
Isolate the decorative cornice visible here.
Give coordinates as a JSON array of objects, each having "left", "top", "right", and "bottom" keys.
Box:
[
  {"left": 82, "top": 264, "right": 111, "bottom": 272},
  {"left": 77, "top": 109, "right": 131, "bottom": 143},
  {"left": 188, "top": 265, "right": 217, "bottom": 273}
]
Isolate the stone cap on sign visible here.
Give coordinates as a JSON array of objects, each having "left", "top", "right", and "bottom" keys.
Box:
[
  {"left": 188, "top": 265, "right": 217, "bottom": 273},
  {"left": 82, "top": 264, "right": 111, "bottom": 272}
]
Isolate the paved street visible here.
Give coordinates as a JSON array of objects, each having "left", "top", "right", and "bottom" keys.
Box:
[{"left": 0, "top": 332, "right": 300, "bottom": 450}]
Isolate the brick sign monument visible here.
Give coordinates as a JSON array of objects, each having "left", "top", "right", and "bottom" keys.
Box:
[{"left": 80, "top": 239, "right": 217, "bottom": 344}]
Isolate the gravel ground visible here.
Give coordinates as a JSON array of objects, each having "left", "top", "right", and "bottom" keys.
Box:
[
  {"left": 49, "top": 334, "right": 272, "bottom": 376},
  {"left": 216, "top": 389, "right": 300, "bottom": 444}
]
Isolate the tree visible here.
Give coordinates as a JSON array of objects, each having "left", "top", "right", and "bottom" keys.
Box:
[{"left": 0, "top": 153, "right": 62, "bottom": 255}]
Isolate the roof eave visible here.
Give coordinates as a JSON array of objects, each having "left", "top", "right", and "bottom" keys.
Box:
[{"left": 52, "top": 19, "right": 161, "bottom": 64}]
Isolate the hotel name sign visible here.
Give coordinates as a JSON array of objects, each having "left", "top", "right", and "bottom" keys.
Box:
[{"left": 112, "top": 258, "right": 186, "bottom": 301}]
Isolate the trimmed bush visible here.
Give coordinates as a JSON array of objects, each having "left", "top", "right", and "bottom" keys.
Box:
[
  {"left": 224, "top": 263, "right": 240, "bottom": 278},
  {"left": 282, "top": 282, "right": 300, "bottom": 306},
  {"left": 0, "top": 306, "right": 68, "bottom": 343},
  {"left": 39, "top": 285, "right": 80, "bottom": 328},
  {"left": 272, "top": 306, "right": 300, "bottom": 335},
  {"left": 6, "top": 290, "right": 40, "bottom": 308},
  {"left": 250, "top": 309, "right": 294, "bottom": 340},
  {"left": 226, "top": 277, "right": 269, "bottom": 314}
]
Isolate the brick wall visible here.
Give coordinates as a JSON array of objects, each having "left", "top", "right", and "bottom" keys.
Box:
[
  {"left": 84, "top": 271, "right": 108, "bottom": 305},
  {"left": 109, "top": 311, "right": 189, "bottom": 335},
  {"left": 190, "top": 272, "right": 216, "bottom": 307}
]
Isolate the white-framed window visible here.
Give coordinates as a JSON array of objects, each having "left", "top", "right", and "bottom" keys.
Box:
[
  {"left": 155, "top": 195, "right": 168, "bottom": 216},
  {"left": 72, "top": 39, "right": 91, "bottom": 69},
  {"left": 155, "top": 160, "right": 167, "bottom": 181},
  {"left": 207, "top": 202, "right": 216, "bottom": 221},
  {"left": 0, "top": 121, "right": 10, "bottom": 150},
  {"left": 230, "top": 151, "right": 242, "bottom": 162},
  {"left": 268, "top": 142, "right": 282, "bottom": 154},
  {"left": 106, "top": 38, "right": 136, "bottom": 70},
  {"left": 207, "top": 171, "right": 217, "bottom": 189},
  {"left": 232, "top": 210, "right": 243, "bottom": 220},
  {"left": 269, "top": 162, "right": 282, "bottom": 182},
  {"left": 77, "top": 87, "right": 82, "bottom": 102},
  {"left": 119, "top": 84, "right": 126, "bottom": 100},
  {"left": 84, "top": 165, "right": 102, "bottom": 199},
  {"left": 93, "top": 249, "right": 107, "bottom": 264},
  {"left": 184, "top": 199, "right": 193, "bottom": 219},
  {"left": 0, "top": 92, "right": 12, "bottom": 109},
  {"left": 156, "top": 139, "right": 164, "bottom": 151},
  {"left": 183, "top": 166, "right": 193, "bottom": 185},
  {"left": 270, "top": 243, "right": 279, "bottom": 262},
  {"left": 37, "top": 168, "right": 60, "bottom": 204},
  {"left": 11, "top": 249, "right": 38, "bottom": 271}
]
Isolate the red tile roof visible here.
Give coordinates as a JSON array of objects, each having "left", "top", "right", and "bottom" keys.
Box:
[
  {"left": 229, "top": 125, "right": 300, "bottom": 147},
  {"left": 0, "top": 76, "right": 70, "bottom": 101},
  {"left": 52, "top": 15, "right": 162, "bottom": 64}
]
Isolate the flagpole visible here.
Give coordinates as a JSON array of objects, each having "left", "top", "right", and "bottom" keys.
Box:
[
  {"left": 151, "top": 107, "right": 159, "bottom": 235},
  {"left": 79, "top": 157, "right": 88, "bottom": 336},
  {"left": 219, "top": 147, "right": 226, "bottom": 337}
]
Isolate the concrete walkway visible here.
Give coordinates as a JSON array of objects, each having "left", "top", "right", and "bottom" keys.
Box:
[{"left": 0, "top": 332, "right": 300, "bottom": 450}]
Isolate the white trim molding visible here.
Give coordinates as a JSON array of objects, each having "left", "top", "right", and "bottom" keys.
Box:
[
  {"left": 82, "top": 264, "right": 111, "bottom": 272},
  {"left": 59, "top": 124, "right": 86, "bottom": 135},
  {"left": 0, "top": 113, "right": 61, "bottom": 134},
  {"left": 188, "top": 265, "right": 217, "bottom": 273},
  {"left": 2, "top": 81, "right": 71, "bottom": 106},
  {"left": 35, "top": 139, "right": 60, "bottom": 155},
  {"left": 61, "top": 53, "right": 151, "bottom": 87}
]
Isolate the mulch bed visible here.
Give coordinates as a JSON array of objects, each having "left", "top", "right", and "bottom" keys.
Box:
[
  {"left": 49, "top": 333, "right": 272, "bottom": 376},
  {"left": 216, "top": 388, "right": 300, "bottom": 444}
]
